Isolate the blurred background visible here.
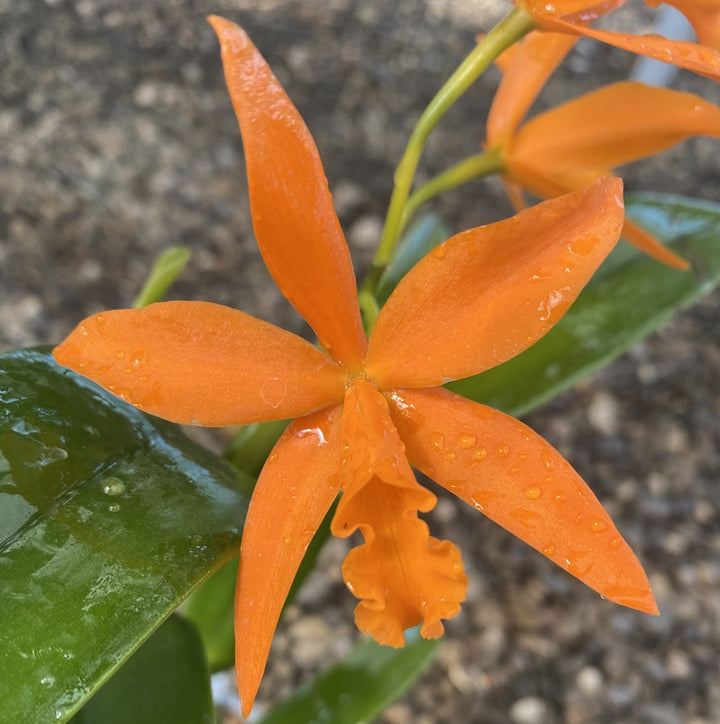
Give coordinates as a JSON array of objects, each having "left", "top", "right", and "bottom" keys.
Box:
[{"left": 2, "top": 1, "right": 720, "bottom": 722}]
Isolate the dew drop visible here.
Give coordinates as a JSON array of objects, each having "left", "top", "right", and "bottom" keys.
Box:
[
  {"left": 541, "top": 451, "right": 553, "bottom": 469},
  {"left": 457, "top": 433, "right": 476, "bottom": 449},
  {"left": 429, "top": 432, "right": 445, "bottom": 451},
  {"left": 473, "top": 447, "right": 488, "bottom": 461},
  {"left": 283, "top": 534, "right": 292, "bottom": 545},
  {"left": 510, "top": 465, "right": 520, "bottom": 474},
  {"left": 102, "top": 478, "right": 126, "bottom": 496},
  {"left": 40, "top": 675, "right": 55, "bottom": 688},
  {"left": 444, "top": 451, "right": 457, "bottom": 461},
  {"left": 609, "top": 536, "right": 622, "bottom": 549},
  {"left": 471, "top": 490, "right": 498, "bottom": 511},
  {"left": 430, "top": 242, "right": 448, "bottom": 260},
  {"left": 590, "top": 519, "right": 608, "bottom": 533},
  {"left": 569, "top": 234, "right": 598, "bottom": 257},
  {"left": 108, "top": 503, "right": 120, "bottom": 513},
  {"left": 116, "top": 351, "right": 126, "bottom": 360},
  {"left": 511, "top": 508, "right": 543, "bottom": 529},
  {"left": 553, "top": 492, "right": 566, "bottom": 504},
  {"left": 542, "top": 544, "right": 556, "bottom": 556},
  {"left": 260, "top": 377, "right": 287, "bottom": 408},
  {"left": 495, "top": 443, "right": 509, "bottom": 458},
  {"left": 525, "top": 486, "right": 542, "bottom": 499}
]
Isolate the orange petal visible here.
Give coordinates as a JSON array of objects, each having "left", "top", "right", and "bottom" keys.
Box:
[
  {"left": 661, "top": 0, "right": 720, "bottom": 50},
  {"left": 235, "top": 406, "right": 343, "bottom": 716},
  {"left": 487, "top": 31, "right": 577, "bottom": 146},
  {"left": 537, "top": 15, "right": 720, "bottom": 80},
  {"left": 53, "top": 302, "right": 346, "bottom": 426},
  {"left": 519, "top": 0, "right": 629, "bottom": 19},
  {"left": 209, "top": 16, "right": 367, "bottom": 370},
  {"left": 387, "top": 386, "right": 658, "bottom": 614},
  {"left": 512, "top": 81, "right": 720, "bottom": 172},
  {"left": 331, "top": 379, "right": 467, "bottom": 646},
  {"left": 622, "top": 217, "right": 689, "bottom": 270},
  {"left": 365, "top": 178, "right": 624, "bottom": 388}
]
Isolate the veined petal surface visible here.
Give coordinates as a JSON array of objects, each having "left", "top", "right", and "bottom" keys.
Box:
[
  {"left": 235, "top": 406, "right": 343, "bottom": 716},
  {"left": 53, "top": 302, "right": 346, "bottom": 426},
  {"left": 512, "top": 82, "right": 720, "bottom": 172},
  {"left": 209, "top": 16, "right": 367, "bottom": 369},
  {"left": 387, "top": 386, "right": 658, "bottom": 614},
  {"left": 365, "top": 179, "right": 623, "bottom": 388},
  {"left": 331, "top": 379, "right": 467, "bottom": 647}
]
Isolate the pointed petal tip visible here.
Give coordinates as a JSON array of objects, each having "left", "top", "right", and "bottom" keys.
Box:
[{"left": 207, "top": 15, "right": 249, "bottom": 51}]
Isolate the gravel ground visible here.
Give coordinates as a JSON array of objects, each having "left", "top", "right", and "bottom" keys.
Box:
[{"left": 2, "top": 1, "right": 720, "bottom": 723}]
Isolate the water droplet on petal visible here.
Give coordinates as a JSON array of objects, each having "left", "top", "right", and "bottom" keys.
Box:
[
  {"left": 569, "top": 234, "right": 599, "bottom": 257},
  {"left": 430, "top": 242, "right": 448, "bottom": 260},
  {"left": 590, "top": 519, "right": 608, "bottom": 533},
  {"left": 553, "top": 492, "right": 566, "bottom": 504},
  {"left": 525, "top": 486, "right": 542, "bottom": 499},
  {"left": 457, "top": 433, "right": 476, "bottom": 449},
  {"left": 429, "top": 432, "right": 445, "bottom": 451},
  {"left": 542, "top": 544, "right": 556, "bottom": 556},
  {"left": 495, "top": 443, "right": 509, "bottom": 458},
  {"left": 283, "top": 534, "right": 292, "bottom": 545},
  {"left": 108, "top": 503, "right": 120, "bottom": 512},
  {"left": 444, "top": 451, "right": 457, "bottom": 461},
  {"left": 473, "top": 447, "right": 488, "bottom": 461},
  {"left": 609, "top": 536, "right": 622, "bottom": 549},
  {"left": 512, "top": 508, "right": 543, "bottom": 529},
  {"left": 116, "top": 351, "right": 126, "bottom": 360}
]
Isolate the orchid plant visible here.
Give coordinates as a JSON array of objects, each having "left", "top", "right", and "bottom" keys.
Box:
[{"left": 2, "top": 3, "right": 720, "bottom": 722}]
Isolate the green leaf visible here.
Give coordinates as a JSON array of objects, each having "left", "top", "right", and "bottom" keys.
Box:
[
  {"left": 376, "top": 213, "right": 450, "bottom": 306},
  {"left": 182, "top": 556, "right": 238, "bottom": 673},
  {"left": 133, "top": 246, "right": 191, "bottom": 308},
  {"left": 258, "top": 629, "right": 439, "bottom": 724},
  {"left": 448, "top": 193, "right": 720, "bottom": 416},
  {"left": 0, "top": 348, "right": 245, "bottom": 722},
  {"left": 70, "top": 615, "right": 213, "bottom": 724}
]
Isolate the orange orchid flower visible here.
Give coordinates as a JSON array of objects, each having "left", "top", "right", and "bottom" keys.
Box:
[
  {"left": 486, "top": 30, "right": 720, "bottom": 269},
  {"left": 516, "top": 0, "right": 720, "bottom": 80},
  {"left": 652, "top": 0, "right": 720, "bottom": 50},
  {"left": 53, "top": 17, "right": 658, "bottom": 716}
]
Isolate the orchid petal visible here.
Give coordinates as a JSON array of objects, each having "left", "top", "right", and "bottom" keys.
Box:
[
  {"left": 365, "top": 178, "right": 623, "bottom": 388},
  {"left": 519, "top": 0, "right": 629, "bottom": 20},
  {"left": 621, "top": 217, "right": 690, "bottom": 270},
  {"left": 53, "top": 302, "right": 346, "bottom": 426},
  {"left": 487, "top": 31, "right": 577, "bottom": 145},
  {"left": 537, "top": 14, "right": 720, "bottom": 80},
  {"left": 662, "top": 0, "right": 720, "bottom": 50},
  {"left": 387, "top": 386, "right": 658, "bottom": 615},
  {"left": 512, "top": 81, "right": 720, "bottom": 172},
  {"left": 331, "top": 379, "right": 467, "bottom": 647},
  {"left": 235, "top": 406, "right": 343, "bottom": 716},
  {"left": 209, "top": 16, "right": 367, "bottom": 370}
]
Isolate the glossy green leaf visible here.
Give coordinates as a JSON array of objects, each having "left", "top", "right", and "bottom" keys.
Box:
[
  {"left": 70, "top": 614, "right": 213, "bottom": 724},
  {"left": 0, "top": 348, "right": 245, "bottom": 722},
  {"left": 133, "top": 246, "right": 191, "bottom": 309},
  {"left": 376, "top": 213, "right": 450, "bottom": 306},
  {"left": 258, "top": 629, "right": 440, "bottom": 724},
  {"left": 448, "top": 194, "right": 720, "bottom": 415}
]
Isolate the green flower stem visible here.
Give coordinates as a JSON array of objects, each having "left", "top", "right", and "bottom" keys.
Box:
[
  {"left": 399, "top": 147, "right": 505, "bottom": 237},
  {"left": 368, "top": 8, "right": 533, "bottom": 286}
]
